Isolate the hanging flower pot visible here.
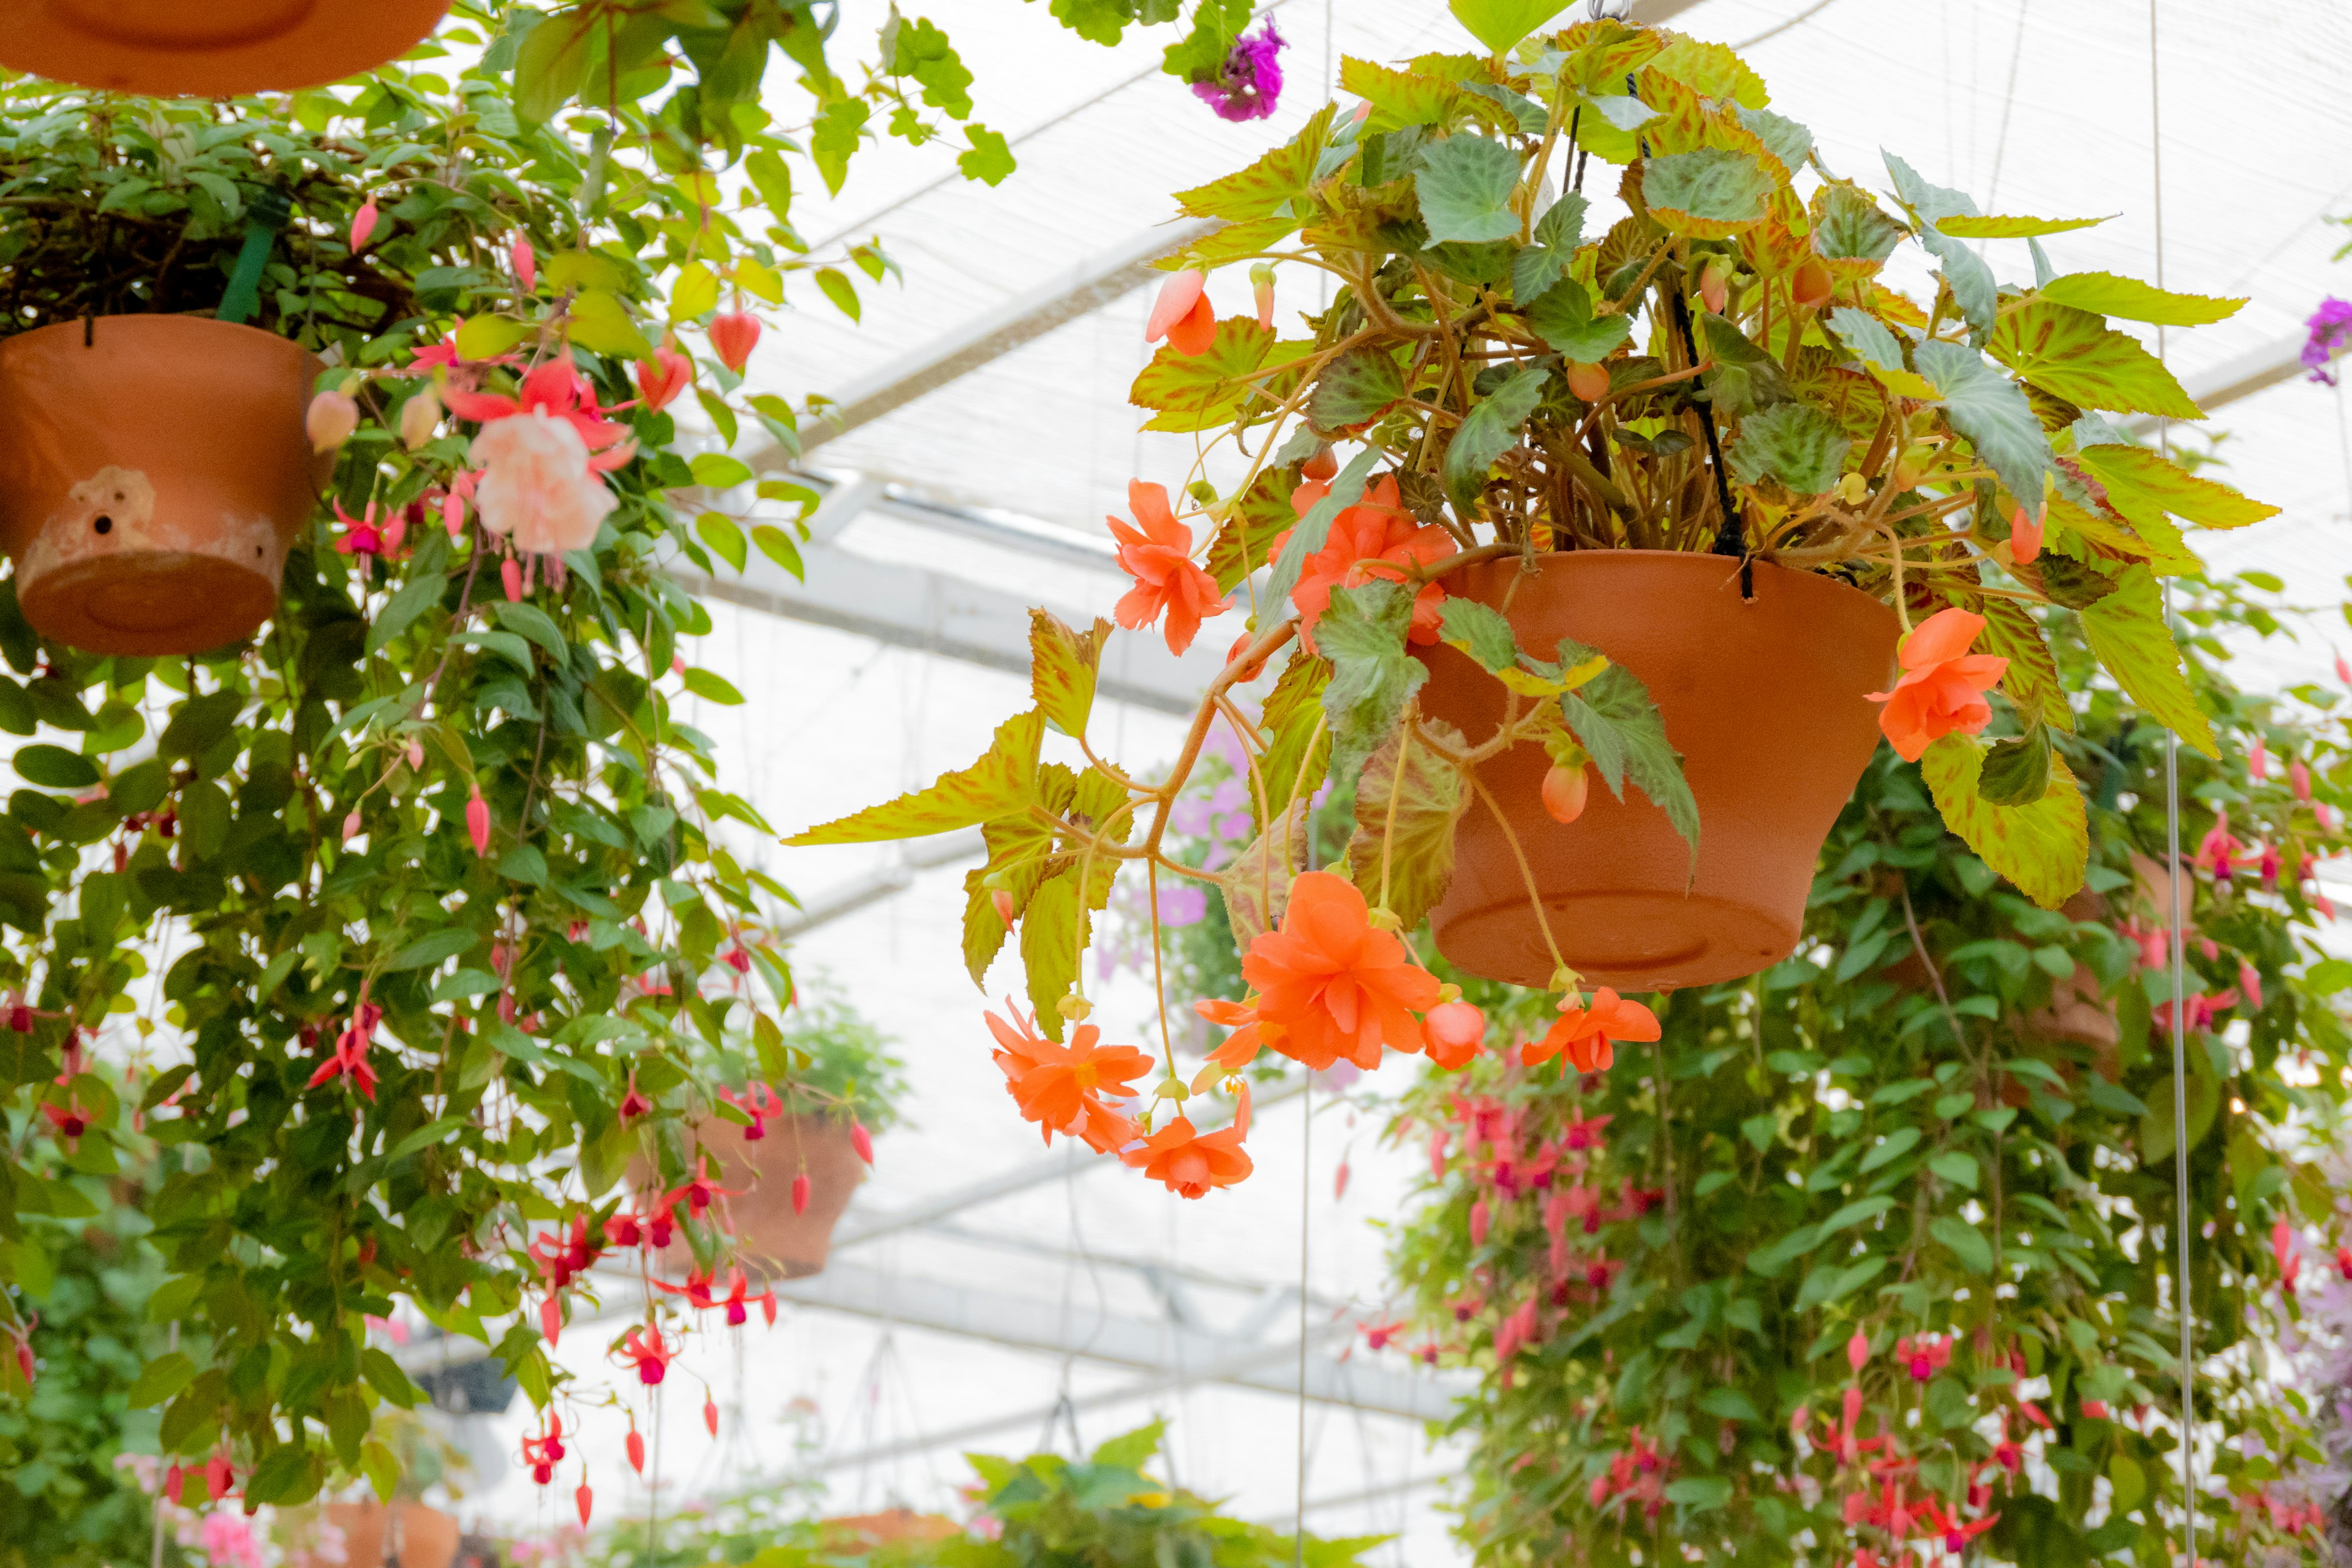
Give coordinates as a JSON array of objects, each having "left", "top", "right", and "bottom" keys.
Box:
[
  {"left": 673, "top": 1112, "right": 867, "bottom": 1280},
  {"left": 320, "top": 1501, "right": 459, "bottom": 1568},
  {"left": 0, "top": 316, "right": 330, "bottom": 656},
  {"left": 1420, "top": 552, "right": 1899, "bottom": 992},
  {"left": 0, "top": 2, "right": 450, "bottom": 98}
]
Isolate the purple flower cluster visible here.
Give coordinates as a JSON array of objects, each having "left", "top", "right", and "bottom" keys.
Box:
[
  {"left": 1191, "top": 21, "right": 1284, "bottom": 123},
  {"left": 2304, "top": 297, "right": 2352, "bottom": 385}
]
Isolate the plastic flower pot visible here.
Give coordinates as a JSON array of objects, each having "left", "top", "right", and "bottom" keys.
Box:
[
  {"left": 321, "top": 1501, "right": 459, "bottom": 1568},
  {"left": 0, "top": 1, "right": 450, "bottom": 97},
  {"left": 0, "top": 317, "right": 330, "bottom": 656},
  {"left": 669, "top": 1112, "right": 866, "bottom": 1280},
  {"left": 1419, "top": 552, "right": 1899, "bottom": 991}
]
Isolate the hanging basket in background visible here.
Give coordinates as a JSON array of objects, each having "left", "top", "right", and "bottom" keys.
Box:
[
  {"left": 666, "top": 1113, "right": 867, "bottom": 1281},
  {"left": 0, "top": 1, "right": 449, "bottom": 97},
  {"left": 0, "top": 316, "right": 330, "bottom": 657},
  {"left": 1420, "top": 552, "right": 1899, "bottom": 992},
  {"left": 320, "top": 1502, "right": 459, "bottom": 1568}
]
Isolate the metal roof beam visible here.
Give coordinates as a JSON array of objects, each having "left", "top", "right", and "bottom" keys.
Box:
[{"left": 2127, "top": 332, "right": 2315, "bottom": 435}]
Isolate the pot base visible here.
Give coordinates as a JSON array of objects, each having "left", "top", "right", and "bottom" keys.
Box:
[
  {"left": 1436, "top": 884, "right": 1790, "bottom": 992},
  {"left": 1, "top": 1, "right": 450, "bottom": 97},
  {"left": 21, "top": 549, "right": 281, "bottom": 658}
]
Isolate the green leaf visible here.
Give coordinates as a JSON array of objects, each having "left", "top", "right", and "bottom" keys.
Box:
[
  {"left": 1318, "top": 581, "right": 1429, "bottom": 783},
  {"left": 1811, "top": 183, "right": 1905, "bottom": 263},
  {"left": 1915, "top": 341, "right": 2052, "bottom": 507},
  {"left": 1345, "top": 720, "right": 1468, "bottom": 928},
  {"left": 960, "top": 124, "right": 1019, "bottom": 186},
  {"left": 2078, "top": 565, "right": 2217, "bottom": 758},
  {"left": 1642, "top": 148, "right": 1773, "bottom": 239},
  {"left": 1928, "top": 1150, "right": 1980, "bottom": 1190},
  {"left": 1267, "top": 448, "right": 1382, "bottom": 611},
  {"left": 1931, "top": 1215, "right": 1995, "bottom": 1273},
  {"left": 1727, "top": 402, "right": 1850, "bottom": 494},
  {"left": 1437, "top": 598, "right": 1518, "bottom": 671},
  {"left": 1936, "top": 213, "right": 2112, "bottom": 238},
  {"left": 565, "top": 290, "right": 651, "bottom": 359},
  {"left": 695, "top": 511, "right": 748, "bottom": 572},
  {"left": 1310, "top": 345, "right": 1408, "bottom": 433},
  {"left": 1558, "top": 656, "right": 1699, "bottom": 869},
  {"left": 1662, "top": 1476, "right": 1734, "bottom": 1512},
  {"left": 680, "top": 668, "right": 745, "bottom": 706},
  {"left": 367, "top": 570, "right": 447, "bottom": 657},
  {"left": 14, "top": 744, "right": 96, "bottom": 789},
  {"left": 126, "top": 1351, "right": 197, "bottom": 1409},
  {"left": 1979, "top": 599, "right": 2070, "bottom": 731},
  {"left": 1341, "top": 56, "right": 1469, "bottom": 134},
  {"left": 1447, "top": 0, "right": 1573, "bottom": 53},
  {"left": 1443, "top": 364, "right": 1550, "bottom": 512},
  {"left": 512, "top": 10, "right": 597, "bottom": 123},
  {"left": 1510, "top": 192, "right": 1588, "bottom": 300},
  {"left": 1173, "top": 105, "right": 1333, "bottom": 222},
  {"left": 1920, "top": 733, "right": 2087, "bottom": 911},
  {"left": 1029, "top": 611, "right": 1109, "bottom": 739},
  {"left": 1523, "top": 279, "right": 1632, "bottom": 363},
  {"left": 815, "top": 267, "right": 861, "bottom": 322},
  {"left": 492, "top": 601, "right": 565, "bottom": 662},
  {"left": 1989, "top": 299, "right": 2200, "bottom": 420},
  {"left": 1698, "top": 312, "right": 1790, "bottom": 418},
  {"left": 1697, "top": 1387, "right": 1760, "bottom": 1422},
  {"left": 1255, "top": 653, "right": 1332, "bottom": 833},
  {"left": 889, "top": 17, "right": 974, "bottom": 118},
  {"left": 1129, "top": 317, "right": 1307, "bottom": 434},
  {"left": 1416, "top": 134, "right": 1523, "bottom": 245},
  {"left": 1858, "top": 1125, "right": 1921, "bottom": 1172},
  {"left": 2037, "top": 271, "right": 2245, "bottom": 326},
  {"left": 787, "top": 710, "right": 1043, "bottom": 844},
  {"left": 811, "top": 99, "right": 870, "bottom": 195},
  {"left": 455, "top": 315, "right": 533, "bottom": 361},
  {"left": 688, "top": 453, "right": 753, "bottom": 490},
  {"left": 1883, "top": 152, "right": 1997, "bottom": 344},
  {"left": 669, "top": 260, "right": 720, "bottom": 323}
]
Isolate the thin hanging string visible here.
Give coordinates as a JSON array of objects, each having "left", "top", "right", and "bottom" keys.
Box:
[
  {"left": 1293, "top": 1074, "right": 1312, "bottom": 1566},
  {"left": 2149, "top": 3, "right": 2197, "bottom": 1562}
]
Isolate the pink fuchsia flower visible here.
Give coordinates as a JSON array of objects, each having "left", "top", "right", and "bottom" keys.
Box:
[
  {"left": 617, "top": 1069, "right": 652, "bottom": 1125},
  {"left": 2304, "top": 298, "right": 2352, "bottom": 385},
  {"left": 617, "top": 1323, "right": 675, "bottom": 1384},
  {"left": 2193, "top": 807, "right": 2245, "bottom": 880},
  {"left": 710, "top": 311, "right": 761, "bottom": 372},
  {"left": 1866, "top": 608, "right": 2008, "bottom": 761},
  {"left": 1145, "top": 269, "right": 1216, "bottom": 357},
  {"left": 1189, "top": 20, "right": 1284, "bottom": 123},
  {"left": 331, "top": 500, "right": 401, "bottom": 560},
  {"left": 307, "top": 388, "right": 359, "bottom": 453},
  {"left": 471, "top": 412, "right": 618, "bottom": 554},
  {"left": 350, "top": 200, "right": 380, "bottom": 253}
]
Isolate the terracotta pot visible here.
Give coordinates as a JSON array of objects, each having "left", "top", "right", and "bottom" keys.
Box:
[
  {"left": 1420, "top": 552, "right": 1899, "bottom": 990},
  {"left": 321, "top": 1502, "right": 458, "bottom": 1568},
  {"left": 2023, "top": 963, "right": 2120, "bottom": 1054},
  {"left": 0, "top": 316, "right": 330, "bottom": 655},
  {"left": 818, "top": 1512, "right": 963, "bottom": 1552},
  {"left": 0, "top": 2, "right": 449, "bottom": 97},
  {"left": 662, "top": 1113, "right": 866, "bottom": 1280}
]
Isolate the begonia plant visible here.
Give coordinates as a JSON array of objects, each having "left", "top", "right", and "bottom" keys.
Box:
[{"left": 784, "top": 13, "right": 2279, "bottom": 1196}]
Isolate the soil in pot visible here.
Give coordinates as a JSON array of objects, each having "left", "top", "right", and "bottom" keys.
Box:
[
  {"left": 662, "top": 1112, "right": 866, "bottom": 1280},
  {"left": 0, "top": 316, "right": 330, "bottom": 656},
  {"left": 0, "top": 2, "right": 450, "bottom": 98},
  {"left": 1419, "top": 552, "right": 1899, "bottom": 991},
  {"left": 321, "top": 1502, "right": 459, "bottom": 1568}
]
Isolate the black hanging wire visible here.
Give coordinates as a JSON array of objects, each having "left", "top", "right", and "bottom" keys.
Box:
[{"left": 1626, "top": 73, "right": 1754, "bottom": 597}]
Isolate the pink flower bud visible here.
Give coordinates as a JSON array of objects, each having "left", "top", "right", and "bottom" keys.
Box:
[
  {"left": 626, "top": 1431, "right": 645, "bottom": 1474},
  {"left": 575, "top": 1481, "right": 592, "bottom": 1526},
  {"left": 2292, "top": 758, "right": 2313, "bottom": 802},
  {"left": 992, "top": 889, "right": 1016, "bottom": 927},
  {"left": 307, "top": 389, "right": 359, "bottom": 454},
  {"left": 1250, "top": 262, "right": 1276, "bottom": 332},
  {"left": 2241, "top": 961, "right": 2263, "bottom": 1011},
  {"left": 2251, "top": 736, "right": 2267, "bottom": 780},
  {"left": 1469, "top": 1196, "right": 1490, "bottom": 1246},
  {"left": 406, "top": 739, "right": 424, "bottom": 771},
  {"left": 1146, "top": 269, "right": 1207, "bottom": 343},
  {"left": 502, "top": 556, "right": 524, "bottom": 601},
  {"left": 703, "top": 1393, "right": 719, "bottom": 1436},
  {"left": 539, "top": 1293, "right": 561, "bottom": 1345},
  {"left": 2081, "top": 1400, "right": 2109, "bottom": 1420},
  {"left": 2337, "top": 653, "right": 2350, "bottom": 686},
  {"left": 791, "top": 1171, "right": 811, "bottom": 1215},
  {"left": 442, "top": 489, "right": 466, "bottom": 538},
  {"left": 709, "top": 311, "right": 761, "bottom": 372},
  {"left": 2010, "top": 505, "right": 2043, "bottom": 565},
  {"left": 466, "top": 785, "right": 491, "bottom": 858},
  {"left": 350, "top": 199, "right": 379, "bottom": 252},
  {"left": 850, "top": 1120, "right": 874, "bottom": 1164},
  {"left": 513, "top": 235, "right": 537, "bottom": 293},
  {"left": 1699, "top": 257, "right": 1728, "bottom": 315},
  {"left": 1333, "top": 1158, "right": 1351, "bottom": 1200},
  {"left": 1847, "top": 1330, "right": 1870, "bottom": 1373},
  {"left": 341, "top": 810, "right": 362, "bottom": 844},
  {"left": 399, "top": 385, "right": 439, "bottom": 449}
]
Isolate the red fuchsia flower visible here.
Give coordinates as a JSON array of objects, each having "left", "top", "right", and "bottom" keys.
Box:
[
  {"left": 1524, "top": 988, "right": 1659, "bottom": 1074},
  {"left": 2195, "top": 807, "right": 2245, "bottom": 879},
  {"left": 663, "top": 1169, "right": 740, "bottom": 1221},
  {"left": 40, "top": 1096, "right": 90, "bottom": 1146},
  {"left": 306, "top": 1000, "right": 385, "bottom": 1099},
  {"left": 1360, "top": 1319, "right": 1403, "bottom": 1351},
  {"left": 1424, "top": 1000, "right": 1486, "bottom": 1068},
  {"left": 1283, "top": 476, "right": 1452, "bottom": 654},
  {"left": 703, "top": 1392, "right": 719, "bottom": 1436},
  {"left": 617, "top": 1322, "right": 676, "bottom": 1384},
  {"left": 1123, "top": 1088, "right": 1253, "bottom": 1199},
  {"left": 1107, "top": 481, "right": 1226, "bottom": 657},
  {"left": 521, "top": 1415, "right": 565, "bottom": 1483},
  {"left": 1188, "top": 19, "right": 1284, "bottom": 122},
  {"left": 2337, "top": 1243, "right": 2352, "bottom": 1280},
  {"left": 1239, "top": 870, "right": 1443, "bottom": 1069},
  {"left": 331, "top": 499, "right": 401, "bottom": 560},
  {"left": 1562, "top": 1112, "right": 1613, "bottom": 1152},
  {"left": 350, "top": 198, "right": 380, "bottom": 252},
  {"left": 2275, "top": 1218, "right": 2302, "bottom": 1294},
  {"left": 636, "top": 339, "right": 694, "bottom": 412},
  {"left": 466, "top": 784, "right": 492, "bottom": 857},
  {"left": 2155, "top": 989, "right": 2237, "bottom": 1035},
  {"left": 512, "top": 235, "right": 537, "bottom": 293},
  {"left": 1866, "top": 608, "right": 2008, "bottom": 761},
  {"left": 2256, "top": 841, "right": 2284, "bottom": 889},
  {"left": 709, "top": 311, "right": 761, "bottom": 373},
  {"left": 1895, "top": 1333, "right": 1951, "bottom": 1381},
  {"left": 987, "top": 1001, "right": 1148, "bottom": 1153},
  {"left": 1145, "top": 268, "right": 1216, "bottom": 357}
]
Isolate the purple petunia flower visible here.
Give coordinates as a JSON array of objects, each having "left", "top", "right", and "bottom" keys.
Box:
[
  {"left": 2303, "top": 297, "right": 2352, "bottom": 385},
  {"left": 1191, "top": 21, "right": 1284, "bottom": 123}
]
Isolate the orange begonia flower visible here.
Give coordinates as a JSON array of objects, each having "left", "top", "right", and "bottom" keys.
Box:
[
  {"left": 1525, "top": 987, "right": 1660, "bottom": 1074},
  {"left": 1124, "top": 1085, "right": 1253, "bottom": 1198},
  {"left": 1241, "top": 870, "right": 1442, "bottom": 1070},
  {"left": 1109, "top": 480, "right": 1227, "bottom": 657},
  {"left": 1866, "top": 607, "right": 2009, "bottom": 763},
  {"left": 1281, "top": 475, "right": 1452, "bottom": 654},
  {"left": 1193, "top": 996, "right": 1284, "bottom": 1078},
  {"left": 986, "top": 1002, "right": 1148, "bottom": 1154}
]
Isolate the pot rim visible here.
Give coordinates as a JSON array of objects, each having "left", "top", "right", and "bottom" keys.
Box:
[{"left": 1, "top": 1, "right": 452, "bottom": 99}]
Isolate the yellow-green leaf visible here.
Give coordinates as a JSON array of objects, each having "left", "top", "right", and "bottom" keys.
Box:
[
  {"left": 1977, "top": 599, "right": 2070, "bottom": 732},
  {"left": 1030, "top": 611, "right": 1109, "bottom": 739},
  {"left": 785, "top": 710, "right": 1043, "bottom": 844},
  {"left": 1130, "top": 318, "right": 1313, "bottom": 434},
  {"left": 1340, "top": 56, "right": 1469, "bottom": 134},
  {"left": 815, "top": 267, "right": 860, "bottom": 322},
  {"left": 2036, "top": 271, "right": 2245, "bottom": 326},
  {"left": 1921, "top": 733, "right": 2087, "bottom": 911},
  {"left": 1173, "top": 105, "right": 1335, "bottom": 222},
  {"left": 2078, "top": 565, "right": 2217, "bottom": 758},
  {"left": 1936, "top": 214, "right": 2113, "bottom": 239},
  {"left": 1345, "top": 721, "right": 1469, "bottom": 930},
  {"left": 1204, "top": 470, "right": 1294, "bottom": 595},
  {"left": 669, "top": 260, "right": 721, "bottom": 323},
  {"left": 733, "top": 258, "right": 783, "bottom": 305},
  {"left": 1255, "top": 652, "right": 1332, "bottom": 834},
  {"left": 566, "top": 289, "right": 652, "bottom": 359},
  {"left": 454, "top": 315, "right": 532, "bottom": 360},
  {"left": 1987, "top": 299, "right": 2199, "bottom": 421},
  {"left": 694, "top": 511, "right": 747, "bottom": 572},
  {"left": 1447, "top": 0, "right": 1574, "bottom": 54},
  {"left": 2071, "top": 442, "right": 2279, "bottom": 532},
  {"left": 1223, "top": 798, "right": 1309, "bottom": 951}
]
